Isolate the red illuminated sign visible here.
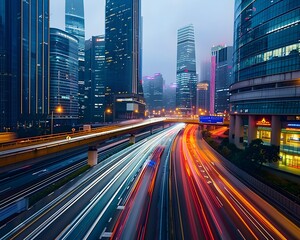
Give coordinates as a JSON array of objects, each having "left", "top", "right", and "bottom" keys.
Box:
[{"left": 256, "top": 117, "right": 271, "bottom": 126}]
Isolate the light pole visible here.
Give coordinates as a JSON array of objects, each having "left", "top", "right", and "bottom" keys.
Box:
[
  {"left": 104, "top": 109, "right": 111, "bottom": 124},
  {"left": 51, "top": 105, "right": 63, "bottom": 135}
]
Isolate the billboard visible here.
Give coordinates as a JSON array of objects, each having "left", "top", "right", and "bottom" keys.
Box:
[{"left": 199, "top": 116, "right": 224, "bottom": 124}]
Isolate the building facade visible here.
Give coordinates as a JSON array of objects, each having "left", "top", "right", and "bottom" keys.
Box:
[
  {"left": 65, "top": 0, "right": 85, "bottom": 121},
  {"left": 230, "top": 0, "right": 300, "bottom": 168},
  {"left": 85, "top": 35, "right": 106, "bottom": 123},
  {"left": 105, "top": 0, "right": 145, "bottom": 121},
  {"left": 50, "top": 28, "right": 78, "bottom": 125},
  {"left": 176, "top": 24, "right": 197, "bottom": 115},
  {"left": 209, "top": 45, "right": 223, "bottom": 114},
  {"left": 215, "top": 46, "right": 233, "bottom": 114},
  {"left": 197, "top": 81, "right": 210, "bottom": 114},
  {"left": 142, "top": 73, "right": 163, "bottom": 112},
  {"left": 0, "top": 0, "right": 50, "bottom": 131}
]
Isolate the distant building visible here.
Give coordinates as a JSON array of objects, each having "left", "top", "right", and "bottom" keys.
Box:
[
  {"left": 50, "top": 28, "right": 79, "bottom": 125},
  {"left": 230, "top": 0, "right": 300, "bottom": 168},
  {"left": 163, "top": 83, "right": 176, "bottom": 112},
  {"left": 85, "top": 35, "right": 106, "bottom": 123},
  {"left": 142, "top": 73, "right": 163, "bottom": 112},
  {"left": 65, "top": 0, "right": 85, "bottom": 121},
  {"left": 176, "top": 24, "right": 197, "bottom": 114},
  {"left": 210, "top": 45, "right": 223, "bottom": 114},
  {"left": 0, "top": 0, "right": 50, "bottom": 131},
  {"left": 105, "top": 0, "right": 145, "bottom": 120},
  {"left": 215, "top": 46, "right": 233, "bottom": 114},
  {"left": 197, "top": 81, "right": 210, "bottom": 114},
  {"left": 200, "top": 61, "right": 211, "bottom": 83}
]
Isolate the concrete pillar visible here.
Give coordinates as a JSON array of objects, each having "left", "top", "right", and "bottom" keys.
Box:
[
  {"left": 229, "top": 115, "right": 235, "bottom": 144},
  {"left": 129, "top": 134, "right": 136, "bottom": 144},
  {"left": 88, "top": 146, "right": 98, "bottom": 166},
  {"left": 271, "top": 115, "right": 281, "bottom": 147},
  {"left": 234, "top": 115, "right": 244, "bottom": 149},
  {"left": 248, "top": 115, "right": 257, "bottom": 145}
]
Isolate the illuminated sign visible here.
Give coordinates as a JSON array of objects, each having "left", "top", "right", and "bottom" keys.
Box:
[
  {"left": 199, "top": 116, "right": 224, "bottom": 124},
  {"left": 256, "top": 117, "right": 271, "bottom": 126}
]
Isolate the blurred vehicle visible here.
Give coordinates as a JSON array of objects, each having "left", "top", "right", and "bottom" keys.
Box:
[{"left": 0, "top": 132, "right": 16, "bottom": 143}]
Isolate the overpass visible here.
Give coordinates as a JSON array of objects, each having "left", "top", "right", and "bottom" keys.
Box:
[{"left": 0, "top": 117, "right": 228, "bottom": 167}]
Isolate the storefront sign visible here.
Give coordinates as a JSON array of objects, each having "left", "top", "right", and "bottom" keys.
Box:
[{"left": 256, "top": 117, "right": 271, "bottom": 126}]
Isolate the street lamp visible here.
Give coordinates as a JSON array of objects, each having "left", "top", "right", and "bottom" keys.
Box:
[
  {"left": 51, "top": 105, "right": 63, "bottom": 135},
  {"left": 104, "top": 108, "right": 111, "bottom": 123}
]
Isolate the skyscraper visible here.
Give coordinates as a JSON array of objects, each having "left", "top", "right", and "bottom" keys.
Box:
[
  {"left": 85, "top": 35, "right": 106, "bottom": 123},
  {"left": 65, "top": 0, "right": 85, "bottom": 121},
  {"left": 50, "top": 28, "right": 79, "bottom": 125},
  {"left": 215, "top": 46, "right": 233, "bottom": 114},
  {"left": 142, "top": 73, "right": 163, "bottom": 112},
  {"left": 210, "top": 45, "right": 223, "bottom": 114},
  {"left": 230, "top": 0, "right": 300, "bottom": 168},
  {"left": 176, "top": 24, "right": 197, "bottom": 115},
  {"left": 0, "top": 0, "right": 50, "bottom": 131},
  {"left": 105, "top": 0, "right": 145, "bottom": 120}
]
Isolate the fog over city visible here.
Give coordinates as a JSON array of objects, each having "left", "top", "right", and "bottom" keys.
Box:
[{"left": 50, "top": 0, "right": 235, "bottom": 83}]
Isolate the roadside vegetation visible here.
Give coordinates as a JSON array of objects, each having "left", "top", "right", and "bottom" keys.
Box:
[{"left": 202, "top": 129, "right": 300, "bottom": 201}]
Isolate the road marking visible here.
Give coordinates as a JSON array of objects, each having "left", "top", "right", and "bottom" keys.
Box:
[
  {"left": 108, "top": 217, "right": 112, "bottom": 223},
  {"left": 0, "top": 187, "right": 11, "bottom": 193},
  {"left": 237, "top": 229, "right": 246, "bottom": 240},
  {"left": 117, "top": 205, "right": 125, "bottom": 210}
]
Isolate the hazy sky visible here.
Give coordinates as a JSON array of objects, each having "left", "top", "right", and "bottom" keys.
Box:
[{"left": 50, "top": 0, "right": 235, "bottom": 83}]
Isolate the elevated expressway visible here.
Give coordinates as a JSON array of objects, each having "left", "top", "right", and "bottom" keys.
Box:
[{"left": 0, "top": 117, "right": 228, "bottom": 168}]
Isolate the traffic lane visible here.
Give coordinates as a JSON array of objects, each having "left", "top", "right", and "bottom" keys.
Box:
[
  {"left": 170, "top": 132, "right": 210, "bottom": 240},
  {"left": 193, "top": 126, "right": 300, "bottom": 239},
  {"left": 1, "top": 146, "right": 136, "bottom": 240}
]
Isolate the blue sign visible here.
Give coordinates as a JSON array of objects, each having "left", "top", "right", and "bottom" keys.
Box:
[{"left": 199, "top": 116, "right": 224, "bottom": 124}]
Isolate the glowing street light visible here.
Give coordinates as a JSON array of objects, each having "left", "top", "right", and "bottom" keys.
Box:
[
  {"left": 51, "top": 105, "right": 63, "bottom": 135},
  {"left": 104, "top": 108, "right": 112, "bottom": 123}
]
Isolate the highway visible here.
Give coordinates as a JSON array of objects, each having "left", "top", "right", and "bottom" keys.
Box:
[
  {"left": 0, "top": 124, "right": 184, "bottom": 240},
  {"left": 170, "top": 125, "right": 300, "bottom": 239}
]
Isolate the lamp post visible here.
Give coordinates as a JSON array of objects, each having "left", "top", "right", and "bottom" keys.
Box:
[
  {"left": 51, "top": 105, "right": 63, "bottom": 135},
  {"left": 104, "top": 109, "right": 111, "bottom": 124}
]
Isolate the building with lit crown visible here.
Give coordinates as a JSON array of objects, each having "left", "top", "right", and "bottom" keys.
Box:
[
  {"left": 176, "top": 24, "right": 197, "bottom": 115},
  {"left": 230, "top": 0, "right": 300, "bottom": 168},
  {"left": 50, "top": 28, "right": 79, "bottom": 125},
  {"left": 0, "top": 0, "right": 50, "bottom": 131},
  {"left": 105, "top": 0, "right": 145, "bottom": 121},
  {"left": 65, "top": 0, "right": 85, "bottom": 121}
]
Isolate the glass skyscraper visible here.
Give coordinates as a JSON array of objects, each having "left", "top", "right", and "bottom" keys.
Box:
[
  {"left": 85, "top": 35, "right": 106, "bottom": 123},
  {"left": 50, "top": 28, "right": 79, "bottom": 124},
  {"left": 230, "top": 0, "right": 300, "bottom": 168},
  {"left": 176, "top": 24, "right": 197, "bottom": 114},
  {"left": 65, "top": 0, "right": 85, "bottom": 121},
  {"left": 0, "top": 0, "right": 50, "bottom": 131},
  {"left": 215, "top": 46, "right": 233, "bottom": 114},
  {"left": 105, "top": 0, "right": 145, "bottom": 121}
]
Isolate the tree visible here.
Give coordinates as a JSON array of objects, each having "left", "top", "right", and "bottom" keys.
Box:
[{"left": 245, "top": 139, "right": 280, "bottom": 169}]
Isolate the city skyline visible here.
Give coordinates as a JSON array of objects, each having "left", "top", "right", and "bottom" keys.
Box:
[{"left": 50, "top": 0, "right": 235, "bottom": 83}]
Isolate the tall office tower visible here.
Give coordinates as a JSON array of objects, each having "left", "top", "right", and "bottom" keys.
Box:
[
  {"left": 176, "top": 24, "right": 197, "bottom": 115},
  {"left": 50, "top": 28, "right": 79, "bottom": 126},
  {"left": 142, "top": 73, "right": 163, "bottom": 112},
  {"left": 0, "top": 0, "right": 50, "bottom": 131},
  {"left": 105, "top": 0, "right": 145, "bottom": 121},
  {"left": 197, "top": 81, "right": 210, "bottom": 114},
  {"left": 215, "top": 46, "right": 233, "bottom": 114},
  {"left": 65, "top": 0, "right": 85, "bottom": 121},
  {"left": 85, "top": 35, "right": 106, "bottom": 123},
  {"left": 230, "top": 0, "right": 300, "bottom": 168},
  {"left": 210, "top": 45, "right": 223, "bottom": 114}
]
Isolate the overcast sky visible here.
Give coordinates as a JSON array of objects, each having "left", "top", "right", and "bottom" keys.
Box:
[{"left": 50, "top": 0, "right": 235, "bottom": 84}]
